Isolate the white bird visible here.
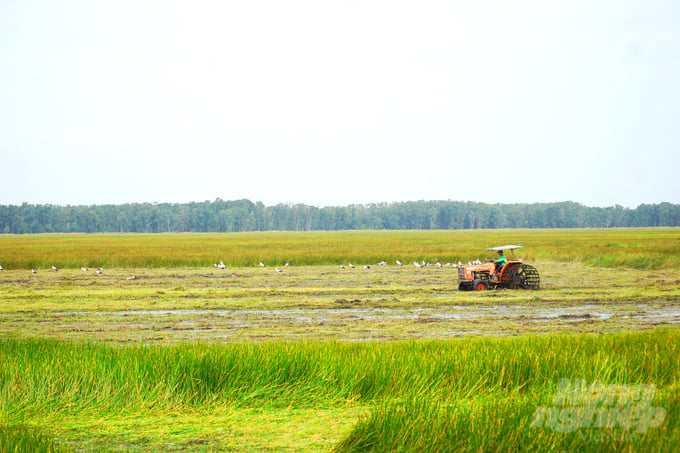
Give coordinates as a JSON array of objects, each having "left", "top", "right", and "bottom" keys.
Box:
[
  {"left": 96, "top": 269, "right": 103, "bottom": 274},
  {"left": 32, "top": 269, "right": 36, "bottom": 274},
  {"left": 458, "top": 261, "right": 463, "bottom": 267},
  {"left": 348, "top": 262, "right": 354, "bottom": 268},
  {"left": 81, "top": 267, "right": 88, "bottom": 272},
  {"left": 339, "top": 265, "right": 345, "bottom": 269},
  {"left": 413, "top": 261, "right": 421, "bottom": 268},
  {"left": 363, "top": 265, "right": 371, "bottom": 269},
  {"left": 436, "top": 262, "right": 442, "bottom": 268},
  {"left": 396, "top": 260, "right": 402, "bottom": 266},
  {"left": 52, "top": 265, "right": 58, "bottom": 272},
  {"left": 259, "top": 262, "right": 265, "bottom": 267},
  {"left": 218, "top": 261, "right": 226, "bottom": 269},
  {"left": 284, "top": 263, "right": 290, "bottom": 267},
  {"left": 275, "top": 267, "right": 282, "bottom": 273},
  {"left": 213, "top": 263, "right": 217, "bottom": 268},
  {"left": 378, "top": 261, "right": 387, "bottom": 267},
  {"left": 0, "top": 265, "right": 4, "bottom": 271}
]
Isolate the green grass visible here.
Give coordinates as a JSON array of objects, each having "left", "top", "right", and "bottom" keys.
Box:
[
  {"left": 1, "top": 329, "right": 679, "bottom": 451},
  {"left": 0, "top": 425, "right": 69, "bottom": 453},
  {"left": 0, "top": 228, "right": 678, "bottom": 270}
]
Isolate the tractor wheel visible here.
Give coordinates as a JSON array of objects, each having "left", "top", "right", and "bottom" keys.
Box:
[
  {"left": 509, "top": 264, "right": 540, "bottom": 290},
  {"left": 474, "top": 280, "right": 489, "bottom": 291}
]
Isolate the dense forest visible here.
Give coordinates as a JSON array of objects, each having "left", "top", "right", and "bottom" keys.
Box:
[{"left": 0, "top": 200, "right": 678, "bottom": 234}]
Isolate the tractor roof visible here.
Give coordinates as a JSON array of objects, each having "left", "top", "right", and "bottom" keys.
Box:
[{"left": 486, "top": 245, "right": 522, "bottom": 251}]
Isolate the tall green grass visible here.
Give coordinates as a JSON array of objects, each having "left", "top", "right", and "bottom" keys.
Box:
[
  {"left": 0, "top": 228, "right": 678, "bottom": 270},
  {"left": 0, "top": 425, "right": 69, "bottom": 453},
  {"left": 335, "top": 397, "right": 680, "bottom": 452},
  {"left": 2, "top": 329, "right": 679, "bottom": 451},
  {"left": 2, "top": 329, "right": 678, "bottom": 411}
]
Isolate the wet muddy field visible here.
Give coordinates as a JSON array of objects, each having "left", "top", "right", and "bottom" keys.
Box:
[{"left": 1, "top": 263, "right": 679, "bottom": 342}]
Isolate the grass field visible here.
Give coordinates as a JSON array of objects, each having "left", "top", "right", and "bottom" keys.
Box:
[
  {"left": 0, "top": 228, "right": 678, "bottom": 270},
  {"left": 1, "top": 228, "right": 679, "bottom": 451},
  {"left": 1, "top": 332, "right": 679, "bottom": 452}
]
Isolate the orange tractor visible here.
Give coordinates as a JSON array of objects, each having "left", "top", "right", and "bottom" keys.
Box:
[{"left": 457, "top": 245, "right": 540, "bottom": 291}]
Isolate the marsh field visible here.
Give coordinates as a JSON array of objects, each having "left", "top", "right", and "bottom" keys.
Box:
[{"left": 1, "top": 228, "right": 680, "bottom": 452}]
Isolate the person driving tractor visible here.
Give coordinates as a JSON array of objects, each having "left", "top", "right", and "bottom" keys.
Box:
[{"left": 493, "top": 250, "right": 507, "bottom": 273}]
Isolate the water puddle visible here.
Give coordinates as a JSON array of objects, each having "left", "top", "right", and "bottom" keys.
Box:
[{"left": 43, "top": 304, "right": 680, "bottom": 324}]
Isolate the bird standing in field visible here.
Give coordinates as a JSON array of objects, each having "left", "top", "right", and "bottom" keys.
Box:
[
  {"left": 81, "top": 267, "right": 88, "bottom": 272},
  {"left": 275, "top": 268, "right": 282, "bottom": 273},
  {"left": 0, "top": 265, "right": 4, "bottom": 271},
  {"left": 348, "top": 262, "right": 354, "bottom": 268},
  {"left": 259, "top": 262, "right": 265, "bottom": 267},
  {"left": 52, "top": 265, "right": 58, "bottom": 272},
  {"left": 396, "top": 260, "right": 402, "bottom": 266},
  {"left": 32, "top": 269, "right": 36, "bottom": 274}
]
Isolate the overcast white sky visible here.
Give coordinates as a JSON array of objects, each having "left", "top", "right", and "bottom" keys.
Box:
[{"left": 1, "top": 0, "right": 678, "bottom": 208}]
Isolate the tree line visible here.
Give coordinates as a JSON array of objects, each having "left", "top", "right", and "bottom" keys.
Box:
[{"left": 0, "top": 200, "right": 678, "bottom": 234}]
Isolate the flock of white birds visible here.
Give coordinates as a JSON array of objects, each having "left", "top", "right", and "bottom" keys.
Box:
[
  {"left": 0, "top": 265, "right": 105, "bottom": 274},
  {"left": 208, "top": 259, "right": 486, "bottom": 273}
]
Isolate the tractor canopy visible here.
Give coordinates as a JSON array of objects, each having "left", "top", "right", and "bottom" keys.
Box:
[{"left": 486, "top": 245, "right": 522, "bottom": 251}]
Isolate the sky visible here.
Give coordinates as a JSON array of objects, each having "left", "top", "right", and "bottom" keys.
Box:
[{"left": 1, "top": 0, "right": 679, "bottom": 209}]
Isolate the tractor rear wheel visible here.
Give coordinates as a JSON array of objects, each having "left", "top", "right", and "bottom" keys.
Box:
[{"left": 508, "top": 264, "right": 540, "bottom": 290}]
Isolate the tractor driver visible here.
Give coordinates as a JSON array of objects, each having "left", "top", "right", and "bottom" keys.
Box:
[{"left": 493, "top": 250, "right": 507, "bottom": 274}]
